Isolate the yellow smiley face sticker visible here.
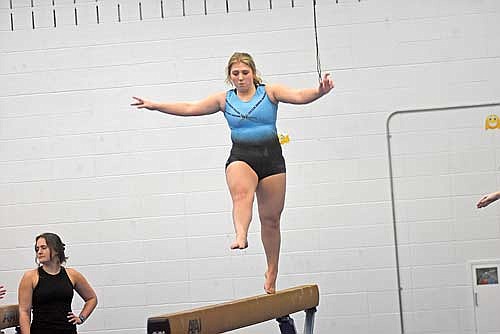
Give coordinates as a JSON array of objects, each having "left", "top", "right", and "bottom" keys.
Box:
[
  {"left": 485, "top": 114, "right": 500, "bottom": 130},
  {"left": 278, "top": 133, "right": 290, "bottom": 145}
]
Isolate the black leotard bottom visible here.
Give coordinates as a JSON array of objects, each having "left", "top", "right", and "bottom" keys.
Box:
[{"left": 225, "top": 139, "right": 286, "bottom": 180}]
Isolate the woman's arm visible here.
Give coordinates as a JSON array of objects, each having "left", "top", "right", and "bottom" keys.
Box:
[
  {"left": 477, "top": 190, "right": 500, "bottom": 208},
  {"left": 268, "top": 73, "right": 334, "bottom": 105},
  {"left": 131, "top": 91, "right": 225, "bottom": 116},
  {"left": 67, "top": 268, "right": 97, "bottom": 325},
  {"left": 18, "top": 271, "right": 34, "bottom": 334}
]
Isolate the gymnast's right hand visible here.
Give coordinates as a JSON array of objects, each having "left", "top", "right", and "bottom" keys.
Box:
[{"left": 131, "top": 96, "right": 156, "bottom": 110}]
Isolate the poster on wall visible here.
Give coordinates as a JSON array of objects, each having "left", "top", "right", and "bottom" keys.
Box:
[{"left": 476, "top": 267, "right": 499, "bottom": 285}]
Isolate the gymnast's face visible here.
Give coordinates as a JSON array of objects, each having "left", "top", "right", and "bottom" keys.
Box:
[
  {"left": 35, "top": 238, "right": 53, "bottom": 264},
  {"left": 230, "top": 62, "right": 255, "bottom": 92}
]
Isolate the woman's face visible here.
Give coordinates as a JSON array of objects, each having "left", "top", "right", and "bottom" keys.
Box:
[
  {"left": 229, "top": 62, "right": 254, "bottom": 92},
  {"left": 35, "top": 238, "right": 53, "bottom": 264}
]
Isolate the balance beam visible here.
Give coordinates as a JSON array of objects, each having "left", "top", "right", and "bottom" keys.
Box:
[
  {"left": 147, "top": 284, "right": 319, "bottom": 334},
  {"left": 0, "top": 304, "right": 19, "bottom": 330}
]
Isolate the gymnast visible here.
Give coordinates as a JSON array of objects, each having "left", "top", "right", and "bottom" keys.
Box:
[
  {"left": 18, "top": 233, "right": 97, "bottom": 334},
  {"left": 131, "top": 52, "right": 334, "bottom": 293}
]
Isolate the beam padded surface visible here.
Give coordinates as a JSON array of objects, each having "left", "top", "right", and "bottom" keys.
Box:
[
  {"left": 147, "top": 284, "right": 319, "bottom": 334},
  {"left": 0, "top": 304, "right": 19, "bottom": 330}
]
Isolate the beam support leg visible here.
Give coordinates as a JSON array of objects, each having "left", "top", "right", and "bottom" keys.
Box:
[
  {"left": 303, "top": 307, "right": 316, "bottom": 334},
  {"left": 276, "top": 315, "right": 297, "bottom": 334}
]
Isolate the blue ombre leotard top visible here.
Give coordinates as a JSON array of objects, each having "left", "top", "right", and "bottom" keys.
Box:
[{"left": 223, "top": 85, "right": 278, "bottom": 145}]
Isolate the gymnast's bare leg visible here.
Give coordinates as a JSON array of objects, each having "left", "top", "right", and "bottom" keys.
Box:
[
  {"left": 256, "top": 173, "right": 286, "bottom": 294},
  {"left": 226, "top": 161, "right": 258, "bottom": 249}
]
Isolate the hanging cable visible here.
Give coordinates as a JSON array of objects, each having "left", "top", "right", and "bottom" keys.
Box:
[{"left": 312, "top": 0, "right": 322, "bottom": 83}]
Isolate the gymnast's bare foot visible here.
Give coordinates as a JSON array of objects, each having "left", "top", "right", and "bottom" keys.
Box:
[
  {"left": 230, "top": 236, "right": 248, "bottom": 250},
  {"left": 264, "top": 271, "right": 277, "bottom": 294}
]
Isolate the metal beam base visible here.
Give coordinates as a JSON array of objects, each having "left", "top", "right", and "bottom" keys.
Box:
[{"left": 276, "top": 307, "right": 317, "bottom": 334}]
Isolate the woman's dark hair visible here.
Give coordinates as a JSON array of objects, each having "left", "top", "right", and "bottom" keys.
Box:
[{"left": 35, "top": 232, "right": 68, "bottom": 264}]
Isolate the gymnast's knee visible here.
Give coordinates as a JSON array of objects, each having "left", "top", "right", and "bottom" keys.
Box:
[{"left": 260, "top": 214, "right": 281, "bottom": 229}]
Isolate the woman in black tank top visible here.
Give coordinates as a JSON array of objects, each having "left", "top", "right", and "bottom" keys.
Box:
[{"left": 18, "top": 233, "right": 98, "bottom": 334}]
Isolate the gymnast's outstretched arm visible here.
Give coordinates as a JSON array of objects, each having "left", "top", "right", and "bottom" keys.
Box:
[
  {"left": 267, "top": 73, "right": 334, "bottom": 105},
  {"left": 131, "top": 91, "right": 225, "bottom": 116}
]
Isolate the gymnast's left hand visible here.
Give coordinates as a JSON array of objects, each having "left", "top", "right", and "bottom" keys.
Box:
[
  {"left": 67, "top": 312, "right": 83, "bottom": 325},
  {"left": 319, "top": 73, "right": 334, "bottom": 96}
]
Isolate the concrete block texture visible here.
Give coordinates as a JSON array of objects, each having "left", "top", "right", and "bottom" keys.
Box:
[{"left": 1, "top": 0, "right": 499, "bottom": 333}]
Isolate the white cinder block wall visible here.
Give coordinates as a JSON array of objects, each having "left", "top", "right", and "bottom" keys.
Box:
[{"left": 1, "top": 0, "right": 499, "bottom": 333}]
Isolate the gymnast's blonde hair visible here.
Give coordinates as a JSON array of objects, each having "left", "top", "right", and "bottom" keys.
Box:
[{"left": 225, "top": 52, "right": 263, "bottom": 87}]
